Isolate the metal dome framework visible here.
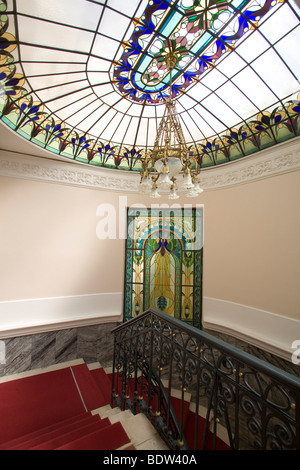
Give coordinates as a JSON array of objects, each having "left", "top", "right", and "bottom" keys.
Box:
[{"left": 0, "top": 0, "right": 299, "bottom": 173}]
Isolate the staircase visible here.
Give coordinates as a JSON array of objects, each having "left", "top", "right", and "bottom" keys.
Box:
[
  {"left": 0, "top": 358, "right": 229, "bottom": 450},
  {"left": 0, "top": 359, "right": 168, "bottom": 451}
]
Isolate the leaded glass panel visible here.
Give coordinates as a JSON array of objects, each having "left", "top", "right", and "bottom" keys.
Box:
[
  {"left": 124, "top": 206, "right": 203, "bottom": 328},
  {"left": 0, "top": 0, "right": 299, "bottom": 169}
]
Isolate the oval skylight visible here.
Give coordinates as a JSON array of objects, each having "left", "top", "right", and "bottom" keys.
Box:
[{"left": 0, "top": 0, "right": 299, "bottom": 171}]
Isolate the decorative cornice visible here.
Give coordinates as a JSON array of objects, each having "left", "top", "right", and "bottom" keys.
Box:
[
  {"left": 0, "top": 136, "right": 300, "bottom": 192},
  {"left": 200, "top": 137, "right": 300, "bottom": 190},
  {"left": 0, "top": 150, "right": 140, "bottom": 192}
]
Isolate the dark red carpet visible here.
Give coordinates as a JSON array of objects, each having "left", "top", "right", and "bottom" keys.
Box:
[
  {"left": 0, "top": 412, "right": 90, "bottom": 450},
  {"left": 70, "top": 363, "right": 107, "bottom": 410},
  {"left": 56, "top": 422, "right": 130, "bottom": 450},
  {"left": 0, "top": 367, "right": 87, "bottom": 444},
  {"left": 0, "top": 361, "right": 229, "bottom": 450},
  {"left": 31, "top": 416, "right": 112, "bottom": 450},
  {"left": 0, "top": 363, "right": 129, "bottom": 450},
  {"left": 90, "top": 367, "right": 113, "bottom": 404}
]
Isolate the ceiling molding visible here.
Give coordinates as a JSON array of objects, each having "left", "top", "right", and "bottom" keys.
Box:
[
  {"left": 0, "top": 137, "right": 299, "bottom": 193},
  {"left": 200, "top": 136, "right": 300, "bottom": 190},
  {"left": 0, "top": 149, "right": 140, "bottom": 192}
]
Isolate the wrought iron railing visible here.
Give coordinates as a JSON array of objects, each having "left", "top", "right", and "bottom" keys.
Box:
[{"left": 111, "top": 309, "right": 300, "bottom": 450}]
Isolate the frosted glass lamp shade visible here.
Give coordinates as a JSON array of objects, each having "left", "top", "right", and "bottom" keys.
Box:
[
  {"left": 150, "top": 186, "right": 161, "bottom": 198},
  {"left": 158, "top": 166, "right": 172, "bottom": 189},
  {"left": 181, "top": 170, "right": 194, "bottom": 189},
  {"left": 139, "top": 174, "right": 152, "bottom": 192},
  {"left": 168, "top": 186, "right": 179, "bottom": 199},
  {"left": 193, "top": 180, "right": 204, "bottom": 193}
]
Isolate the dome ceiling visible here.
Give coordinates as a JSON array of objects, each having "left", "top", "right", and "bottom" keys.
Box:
[{"left": 0, "top": 0, "right": 299, "bottom": 173}]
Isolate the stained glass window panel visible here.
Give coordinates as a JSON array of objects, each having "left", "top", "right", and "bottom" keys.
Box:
[
  {"left": 124, "top": 207, "right": 203, "bottom": 328},
  {"left": 0, "top": 0, "right": 299, "bottom": 169}
]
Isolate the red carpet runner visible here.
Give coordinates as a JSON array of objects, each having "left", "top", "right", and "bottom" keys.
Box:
[
  {"left": 0, "top": 362, "right": 130, "bottom": 450},
  {"left": 0, "top": 361, "right": 229, "bottom": 450}
]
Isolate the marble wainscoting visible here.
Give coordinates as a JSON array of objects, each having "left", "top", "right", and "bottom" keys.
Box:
[
  {"left": 204, "top": 329, "right": 300, "bottom": 378},
  {"left": 0, "top": 322, "right": 120, "bottom": 377}
]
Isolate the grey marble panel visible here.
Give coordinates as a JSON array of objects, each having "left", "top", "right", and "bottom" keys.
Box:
[
  {"left": 55, "top": 328, "right": 77, "bottom": 364},
  {"left": 0, "top": 322, "right": 298, "bottom": 382},
  {"left": 96, "top": 323, "right": 118, "bottom": 368},
  {"left": 31, "top": 331, "right": 56, "bottom": 370},
  {"left": 0, "top": 322, "right": 120, "bottom": 377},
  {"left": 77, "top": 322, "right": 118, "bottom": 367},
  {"left": 4, "top": 336, "right": 32, "bottom": 375},
  {"left": 77, "top": 325, "right": 98, "bottom": 364}
]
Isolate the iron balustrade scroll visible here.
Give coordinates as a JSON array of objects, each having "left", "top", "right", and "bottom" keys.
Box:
[{"left": 111, "top": 309, "right": 300, "bottom": 450}]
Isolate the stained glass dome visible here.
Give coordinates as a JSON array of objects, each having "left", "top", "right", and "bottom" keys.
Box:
[{"left": 0, "top": 0, "right": 299, "bottom": 171}]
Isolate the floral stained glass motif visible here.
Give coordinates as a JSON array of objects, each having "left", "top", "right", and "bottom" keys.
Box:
[
  {"left": 0, "top": 0, "right": 299, "bottom": 171},
  {"left": 124, "top": 207, "right": 203, "bottom": 328},
  {"left": 114, "top": 0, "right": 281, "bottom": 104}
]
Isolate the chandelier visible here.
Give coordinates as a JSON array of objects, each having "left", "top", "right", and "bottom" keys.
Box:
[{"left": 138, "top": 51, "right": 203, "bottom": 200}]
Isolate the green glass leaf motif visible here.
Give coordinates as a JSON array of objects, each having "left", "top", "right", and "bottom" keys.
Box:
[{"left": 157, "top": 296, "right": 167, "bottom": 311}]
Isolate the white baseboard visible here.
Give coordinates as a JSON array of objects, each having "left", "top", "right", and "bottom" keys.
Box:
[
  {"left": 202, "top": 297, "right": 300, "bottom": 362},
  {"left": 0, "top": 293, "right": 299, "bottom": 363},
  {"left": 0, "top": 292, "right": 123, "bottom": 338}
]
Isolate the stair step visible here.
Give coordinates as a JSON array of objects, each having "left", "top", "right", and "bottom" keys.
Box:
[
  {"left": 104, "top": 409, "right": 133, "bottom": 422},
  {"left": 30, "top": 417, "right": 112, "bottom": 450},
  {"left": 93, "top": 404, "right": 124, "bottom": 419},
  {"left": 0, "top": 365, "right": 99, "bottom": 445},
  {"left": 89, "top": 367, "right": 113, "bottom": 405},
  {"left": 55, "top": 421, "right": 131, "bottom": 450},
  {"left": 0, "top": 412, "right": 91, "bottom": 450},
  {"left": 135, "top": 434, "right": 169, "bottom": 451},
  {"left": 109, "top": 411, "right": 168, "bottom": 450},
  {"left": 0, "top": 359, "right": 85, "bottom": 385},
  {"left": 70, "top": 363, "right": 107, "bottom": 410},
  {"left": 10, "top": 415, "right": 104, "bottom": 450},
  {"left": 87, "top": 362, "right": 102, "bottom": 370}
]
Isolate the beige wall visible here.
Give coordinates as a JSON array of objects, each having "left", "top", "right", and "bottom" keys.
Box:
[
  {"left": 0, "top": 169, "right": 299, "bottom": 320},
  {"left": 0, "top": 176, "right": 126, "bottom": 300},
  {"left": 200, "top": 171, "right": 300, "bottom": 320}
]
